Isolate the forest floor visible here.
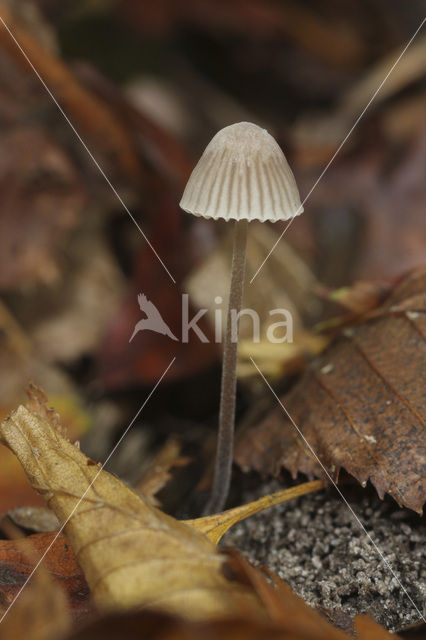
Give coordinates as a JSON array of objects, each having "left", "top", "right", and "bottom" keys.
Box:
[{"left": 224, "top": 482, "right": 425, "bottom": 633}]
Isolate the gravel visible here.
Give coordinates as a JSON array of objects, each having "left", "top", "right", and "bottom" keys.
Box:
[{"left": 222, "top": 481, "right": 425, "bottom": 632}]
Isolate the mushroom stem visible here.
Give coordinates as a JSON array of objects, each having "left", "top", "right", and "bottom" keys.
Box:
[{"left": 204, "top": 219, "right": 248, "bottom": 515}]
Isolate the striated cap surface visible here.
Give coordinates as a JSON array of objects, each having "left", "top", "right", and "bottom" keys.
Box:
[{"left": 180, "top": 122, "right": 303, "bottom": 222}]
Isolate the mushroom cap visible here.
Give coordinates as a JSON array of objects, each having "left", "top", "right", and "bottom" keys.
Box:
[{"left": 180, "top": 122, "right": 303, "bottom": 223}]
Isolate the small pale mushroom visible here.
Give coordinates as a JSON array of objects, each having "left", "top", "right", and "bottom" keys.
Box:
[{"left": 180, "top": 122, "right": 303, "bottom": 514}]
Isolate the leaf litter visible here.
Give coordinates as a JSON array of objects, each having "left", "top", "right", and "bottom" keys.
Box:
[
  {"left": 1, "top": 386, "right": 417, "bottom": 639},
  {"left": 0, "top": 3, "right": 425, "bottom": 639},
  {"left": 0, "top": 386, "right": 324, "bottom": 622},
  {"left": 235, "top": 267, "right": 426, "bottom": 513}
]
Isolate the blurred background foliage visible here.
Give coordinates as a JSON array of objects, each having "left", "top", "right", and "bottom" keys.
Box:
[{"left": 0, "top": 0, "right": 425, "bottom": 512}]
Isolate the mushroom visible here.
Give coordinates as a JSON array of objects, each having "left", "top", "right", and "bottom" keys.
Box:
[{"left": 180, "top": 122, "right": 303, "bottom": 514}]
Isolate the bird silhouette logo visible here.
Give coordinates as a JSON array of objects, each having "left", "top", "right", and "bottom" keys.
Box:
[{"left": 129, "top": 293, "right": 178, "bottom": 343}]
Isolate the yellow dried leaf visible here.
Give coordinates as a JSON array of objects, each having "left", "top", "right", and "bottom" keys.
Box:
[
  {"left": 0, "top": 401, "right": 263, "bottom": 620},
  {"left": 188, "top": 480, "right": 324, "bottom": 544}
]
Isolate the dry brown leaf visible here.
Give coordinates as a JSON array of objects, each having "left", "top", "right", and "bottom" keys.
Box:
[
  {"left": 0, "top": 524, "right": 71, "bottom": 640},
  {"left": 136, "top": 437, "right": 191, "bottom": 506},
  {"left": 59, "top": 561, "right": 354, "bottom": 640},
  {"left": 0, "top": 389, "right": 404, "bottom": 639},
  {"left": 0, "top": 389, "right": 264, "bottom": 620},
  {"left": 317, "top": 280, "right": 391, "bottom": 316},
  {"left": 0, "top": 531, "right": 90, "bottom": 622},
  {"left": 235, "top": 267, "right": 426, "bottom": 513},
  {"left": 354, "top": 614, "right": 403, "bottom": 639},
  {"left": 41, "top": 552, "right": 402, "bottom": 640},
  {"left": 228, "top": 554, "right": 351, "bottom": 640}
]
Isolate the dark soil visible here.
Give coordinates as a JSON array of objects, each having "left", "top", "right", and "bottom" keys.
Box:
[{"left": 222, "top": 481, "right": 425, "bottom": 632}]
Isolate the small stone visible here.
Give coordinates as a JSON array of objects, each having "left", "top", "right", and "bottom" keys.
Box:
[{"left": 321, "top": 363, "right": 334, "bottom": 375}]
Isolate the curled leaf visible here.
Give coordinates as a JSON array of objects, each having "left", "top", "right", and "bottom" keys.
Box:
[{"left": 0, "top": 395, "right": 263, "bottom": 620}]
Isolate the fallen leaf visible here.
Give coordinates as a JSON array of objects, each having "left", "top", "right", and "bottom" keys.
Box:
[
  {"left": 189, "top": 480, "right": 324, "bottom": 545},
  {"left": 0, "top": 526, "right": 71, "bottom": 640},
  {"left": 317, "top": 280, "right": 391, "bottom": 315},
  {"left": 0, "top": 388, "right": 90, "bottom": 512},
  {"left": 136, "top": 437, "right": 191, "bottom": 506},
  {"left": 235, "top": 267, "right": 426, "bottom": 513},
  {"left": 228, "top": 554, "right": 351, "bottom": 639},
  {"left": 49, "top": 554, "right": 402, "bottom": 640},
  {"left": 0, "top": 532, "right": 89, "bottom": 622},
  {"left": 0, "top": 389, "right": 263, "bottom": 620},
  {"left": 1, "top": 389, "right": 406, "bottom": 639},
  {"left": 58, "top": 610, "right": 332, "bottom": 640},
  {"left": 354, "top": 614, "right": 404, "bottom": 639},
  {"left": 312, "top": 279, "right": 392, "bottom": 337},
  {"left": 0, "top": 447, "right": 45, "bottom": 512}
]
